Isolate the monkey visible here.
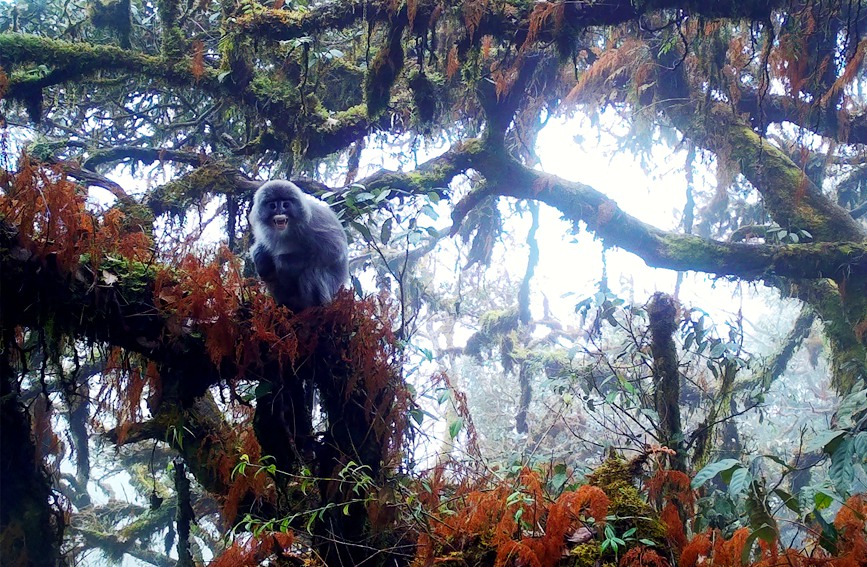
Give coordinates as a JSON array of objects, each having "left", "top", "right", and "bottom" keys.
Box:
[{"left": 248, "top": 180, "right": 349, "bottom": 312}]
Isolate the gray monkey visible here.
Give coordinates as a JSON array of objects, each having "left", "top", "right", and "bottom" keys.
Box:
[{"left": 249, "top": 180, "right": 349, "bottom": 311}]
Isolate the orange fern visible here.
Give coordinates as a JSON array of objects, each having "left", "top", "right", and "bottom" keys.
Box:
[
  {"left": 620, "top": 545, "right": 670, "bottom": 567},
  {"left": 210, "top": 532, "right": 294, "bottom": 567}
]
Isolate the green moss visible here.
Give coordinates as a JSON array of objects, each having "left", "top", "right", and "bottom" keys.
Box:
[
  {"left": 460, "top": 138, "right": 486, "bottom": 155},
  {"left": 156, "top": 0, "right": 184, "bottom": 57},
  {"left": 569, "top": 542, "right": 601, "bottom": 565},
  {"left": 586, "top": 453, "right": 667, "bottom": 548},
  {"left": 151, "top": 163, "right": 239, "bottom": 218},
  {"left": 322, "top": 105, "right": 367, "bottom": 132},
  {"left": 250, "top": 75, "right": 300, "bottom": 107},
  {"left": 234, "top": 8, "right": 305, "bottom": 34},
  {"left": 465, "top": 309, "right": 519, "bottom": 358},
  {"left": 0, "top": 33, "right": 217, "bottom": 90},
  {"left": 96, "top": 256, "right": 158, "bottom": 294}
]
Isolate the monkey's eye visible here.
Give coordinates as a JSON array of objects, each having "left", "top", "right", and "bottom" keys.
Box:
[
  {"left": 269, "top": 202, "right": 278, "bottom": 211},
  {"left": 281, "top": 200, "right": 292, "bottom": 209}
]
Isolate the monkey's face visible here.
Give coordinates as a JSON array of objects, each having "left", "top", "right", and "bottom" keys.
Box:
[
  {"left": 265, "top": 198, "right": 300, "bottom": 231},
  {"left": 253, "top": 182, "right": 308, "bottom": 233}
]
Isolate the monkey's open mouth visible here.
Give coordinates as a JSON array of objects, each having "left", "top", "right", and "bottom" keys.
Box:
[{"left": 273, "top": 215, "right": 289, "bottom": 230}]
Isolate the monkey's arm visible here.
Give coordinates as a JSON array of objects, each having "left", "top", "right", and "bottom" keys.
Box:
[{"left": 250, "top": 242, "right": 277, "bottom": 281}]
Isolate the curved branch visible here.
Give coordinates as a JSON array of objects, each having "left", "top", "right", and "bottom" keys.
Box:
[
  {"left": 54, "top": 161, "right": 131, "bottom": 201},
  {"left": 447, "top": 142, "right": 867, "bottom": 281}
]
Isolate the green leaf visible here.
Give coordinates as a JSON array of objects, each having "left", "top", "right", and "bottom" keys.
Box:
[
  {"left": 813, "top": 510, "right": 839, "bottom": 554},
  {"left": 728, "top": 467, "right": 752, "bottom": 499},
  {"left": 351, "top": 275, "right": 364, "bottom": 296},
  {"left": 835, "top": 388, "right": 867, "bottom": 429},
  {"left": 306, "top": 513, "right": 316, "bottom": 534},
  {"left": 692, "top": 459, "right": 743, "bottom": 489},
  {"left": 829, "top": 437, "right": 854, "bottom": 494},
  {"left": 853, "top": 432, "right": 867, "bottom": 465},
  {"left": 409, "top": 407, "right": 424, "bottom": 425},
  {"left": 448, "top": 417, "right": 464, "bottom": 439},
  {"left": 684, "top": 332, "right": 695, "bottom": 351},
  {"left": 254, "top": 381, "right": 272, "bottom": 400},
  {"left": 741, "top": 525, "right": 776, "bottom": 565},
  {"left": 806, "top": 430, "right": 846, "bottom": 454},
  {"left": 380, "top": 218, "right": 393, "bottom": 244},
  {"left": 762, "top": 454, "right": 793, "bottom": 471},
  {"left": 773, "top": 488, "right": 801, "bottom": 515},
  {"left": 349, "top": 221, "right": 372, "bottom": 241},
  {"left": 813, "top": 489, "right": 834, "bottom": 510},
  {"left": 421, "top": 204, "right": 438, "bottom": 219}
]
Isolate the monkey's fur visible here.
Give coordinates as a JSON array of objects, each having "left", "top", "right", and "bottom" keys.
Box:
[{"left": 249, "top": 180, "right": 349, "bottom": 311}]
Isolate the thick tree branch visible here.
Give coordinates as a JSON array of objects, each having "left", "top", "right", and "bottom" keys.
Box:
[
  {"left": 662, "top": 102, "right": 867, "bottom": 242},
  {"left": 444, "top": 142, "right": 867, "bottom": 281},
  {"left": 54, "top": 162, "right": 131, "bottom": 201},
  {"left": 233, "top": 1, "right": 784, "bottom": 45},
  {"left": 82, "top": 146, "right": 211, "bottom": 170},
  {"left": 0, "top": 222, "right": 228, "bottom": 405}
]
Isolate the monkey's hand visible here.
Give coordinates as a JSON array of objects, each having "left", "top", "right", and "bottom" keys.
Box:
[{"left": 251, "top": 243, "right": 277, "bottom": 281}]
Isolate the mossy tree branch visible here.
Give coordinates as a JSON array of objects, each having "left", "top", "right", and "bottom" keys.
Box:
[{"left": 0, "top": 34, "right": 374, "bottom": 158}]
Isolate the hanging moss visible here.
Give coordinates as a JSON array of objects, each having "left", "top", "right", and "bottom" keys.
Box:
[
  {"left": 408, "top": 69, "right": 440, "bottom": 124},
  {"left": 465, "top": 308, "right": 519, "bottom": 358},
  {"left": 365, "top": 21, "right": 406, "bottom": 119},
  {"left": 87, "top": 0, "right": 132, "bottom": 48},
  {"left": 319, "top": 60, "right": 365, "bottom": 110}
]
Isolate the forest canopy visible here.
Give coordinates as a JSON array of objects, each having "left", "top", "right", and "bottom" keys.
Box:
[{"left": 1, "top": 0, "right": 866, "bottom": 565}]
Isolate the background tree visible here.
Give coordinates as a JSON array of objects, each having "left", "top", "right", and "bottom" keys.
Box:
[{"left": 1, "top": 0, "right": 866, "bottom": 565}]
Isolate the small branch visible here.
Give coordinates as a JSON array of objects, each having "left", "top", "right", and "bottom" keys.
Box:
[
  {"left": 850, "top": 200, "right": 867, "bottom": 220},
  {"left": 173, "top": 458, "right": 195, "bottom": 567}
]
